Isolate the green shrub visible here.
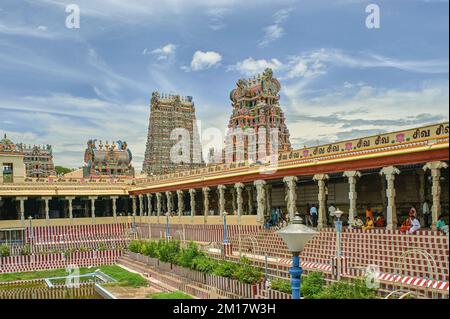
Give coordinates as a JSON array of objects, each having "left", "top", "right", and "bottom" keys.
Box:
[
  {"left": 213, "top": 260, "right": 239, "bottom": 278},
  {"left": 98, "top": 242, "right": 107, "bottom": 252},
  {"left": 313, "top": 279, "right": 378, "bottom": 299},
  {"left": 270, "top": 279, "right": 291, "bottom": 294},
  {"left": 191, "top": 256, "right": 217, "bottom": 273},
  {"left": 20, "top": 244, "right": 31, "bottom": 256},
  {"left": 128, "top": 240, "right": 142, "bottom": 253},
  {"left": 140, "top": 241, "right": 158, "bottom": 258},
  {"left": 233, "top": 262, "right": 263, "bottom": 284},
  {"left": 156, "top": 239, "right": 180, "bottom": 263},
  {"left": 301, "top": 272, "right": 325, "bottom": 298},
  {"left": 0, "top": 244, "right": 10, "bottom": 257},
  {"left": 176, "top": 241, "right": 204, "bottom": 268}
]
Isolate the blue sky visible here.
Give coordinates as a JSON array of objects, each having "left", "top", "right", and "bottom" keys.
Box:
[{"left": 0, "top": 0, "right": 448, "bottom": 171}]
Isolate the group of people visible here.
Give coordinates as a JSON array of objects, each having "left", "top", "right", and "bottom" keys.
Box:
[
  {"left": 265, "top": 207, "right": 288, "bottom": 229},
  {"left": 350, "top": 206, "right": 385, "bottom": 231},
  {"left": 248, "top": 200, "right": 448, "bottom": 236}
]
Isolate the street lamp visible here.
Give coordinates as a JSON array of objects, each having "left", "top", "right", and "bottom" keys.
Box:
[
  {"left": 332, "top": 209, "right": 344, "bottom": 280},
  {"left": 277, "top": 213, "right": 318, "bottom": 299},
  {"left": 222, "top": 212, "right": 228, "bottom": 244}
]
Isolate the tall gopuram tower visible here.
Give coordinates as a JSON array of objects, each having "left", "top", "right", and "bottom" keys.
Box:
[
  {"left": 142, "top": 92, "right": 204, "bottom": 175},
  {"left": 224, "top": 68, "right": 291, "bottom": 163}
]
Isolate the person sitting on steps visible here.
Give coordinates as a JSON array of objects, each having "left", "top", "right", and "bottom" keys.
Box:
[{"left": 362, "top": 216, "right": 374, "bottom": 231}]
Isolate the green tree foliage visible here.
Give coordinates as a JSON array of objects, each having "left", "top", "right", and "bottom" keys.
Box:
[{"left": 55, "top": 166, "right": 75, "bottom": 175}]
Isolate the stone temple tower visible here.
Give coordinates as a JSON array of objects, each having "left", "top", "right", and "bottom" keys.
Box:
[
  {"left": 142, "top": 92, "right": 204, "bottom": 175},
  {"left": 224, "top": 68, "right": 292, "bottom": 163}
]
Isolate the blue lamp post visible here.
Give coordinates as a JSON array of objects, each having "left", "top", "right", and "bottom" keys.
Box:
[
  {"left": 333, "top": 209, "right": 344, "bottom": 280},
  {"left": 28, "top": 216, "right": 33, "bottom": 244},
  {"left": 222, "top": 212, "right": 228, "bottom": 244},
  {"left": 277, "top": 213, "right": 318, "bottom": 299},
  {"left": 165, "top": 212, "right": 170, "bottom": 239}
]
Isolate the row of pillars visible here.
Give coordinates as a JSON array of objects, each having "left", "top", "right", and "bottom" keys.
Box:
[
  {"left": 6, "top": 195, "right": 122, "bottom": 226},
  {"left": 137, "top": 161, "right": 447, "bottom": 230},
  {"left": 281, "top": 162, "right": 447, "bottom": 230},
  {"left": 3, "top": 161, "right": 446, "bottom": 229}
]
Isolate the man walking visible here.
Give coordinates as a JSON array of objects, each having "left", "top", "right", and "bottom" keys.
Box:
[{"left": 310, "top": 204, "right": 318, "bottom": 228}]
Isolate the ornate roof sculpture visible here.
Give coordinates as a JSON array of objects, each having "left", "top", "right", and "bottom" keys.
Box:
[
  {"left": 22, "top": 144, "right": 56, "bottom": 178},
  {"left": 224, "top": 68, "right": 291, "bottom": 163},
  {"left": 0, "top": 134, "right": 23, "bottom": 154},
  {"left": 83, "top": 139, "right": 135, "bottom": 178}
]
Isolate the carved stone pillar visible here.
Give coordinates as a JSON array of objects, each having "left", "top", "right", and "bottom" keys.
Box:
[
  {"left": 380, "top": 166, "right": 401, "bottom": 230},
  {"left": 217, "top": 185, "right": 226, "bottom": 214},
  {"left": 41, "top": 196, "right": 51, "bottom": 222},
  {"left": 343, "top": 171, "right": 361, "bottom": 228},
  {"left": 202, "top": 187, "right": 210, "bottom": 224},
  {"left": 283, "top": 176, "right": 298, "bottom": 221},
  {"left": 177, "top": 190, "right": 184, "bottom": 220},
  {"left": 165, "top": 191, "right": 173, "bottom": 214},
  {"left": 130, "top": 195, "right": 137, "bottom": 216},
  {"left": 66, "top": 196, "right": 75, "bottom": 222},
  {"left": 146, "top": 194, "right": 152, "bottom": 216},
  {"left": 189, "top": 189, "right": 196, "bottom": 222},
  {"left": 16, "top": 197, "right": 27, "bottom": 225},
  {"left": 423, "top": 161, "right": 448, "bottom": 230},
  {"left": 266, "top": 184, "right": 272, "bottom": 221},
  {"left": 231, "top": 188, "right": 237, "bottom": 214},
  {"left": 156, "top": 192, "right": 162, "bottom": 223},
  {"left": 89, "top": 196, "right": 98, "bottom": 224},
  {"left": 235, "top": 183, "right": 244, "bottom": 224},
  {"left": 254, "top": 180, "right": 266, "bottom": 224},
  {"left": 246, "top": 186, "right": 253, "bottom": 215},
  {"left": 110, "top": 196, "right": 118, "bottom": 220},
  {"left": 137, "top": 195, "right": 143, "bottom": 224},
  {"left": 313, "top": 174, "right": 329, "bottom": 229}
]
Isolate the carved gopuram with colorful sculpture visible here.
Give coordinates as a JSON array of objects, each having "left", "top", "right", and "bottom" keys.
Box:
[
  {"left": 83, "top": 139, "right": 135, "bottom": 178},
  {"left": 142, "top": 92, "right": 204, "bottom": 176},
  {"left": 224, "top": 68, "right": 292, "bottom": 163},
  {"left": 22, "top": 144, "right": 56, "bottom": 178}
]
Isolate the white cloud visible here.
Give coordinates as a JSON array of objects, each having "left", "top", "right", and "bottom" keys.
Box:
[
  {"left": 302, "top": 48, "right": 449, "bottom": 74},
  {"left": 228, "top": 57, "right": 284, "bottom": 76},
  {"left": 0, "top": 23, "right": 56, "bottom": 38},
  {"left": 284, "top": 82, "right": 449, "bottom": 148},
  {"left": 186, "top": 50, "right": 222, "bottom": 71},
  {"left": 0, "top": 94, "right": 149, "bottom": 171},
  {"left": 259, "top": 8, "right": 292, "bottom": 47},
  {"left": 230, "top": 49, "right": 449, "bottom": 80},
  {"left": 146, "top": 43, "right": 177, "bottom": 60}
]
